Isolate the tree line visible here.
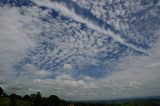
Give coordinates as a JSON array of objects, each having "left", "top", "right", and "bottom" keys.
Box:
[
  {"left": 0, "top": 87, "right": 110, "bottom": 106},
  {"left": 0, "top": 86, "right": 67, "bottom": 106}
]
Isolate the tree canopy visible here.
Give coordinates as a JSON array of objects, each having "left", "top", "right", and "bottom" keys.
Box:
[{"left": 0, "top": 86, "right": 3, "bottom": 96}]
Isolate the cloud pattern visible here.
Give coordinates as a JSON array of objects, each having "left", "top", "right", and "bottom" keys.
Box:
[{"left": 0, "top": 0, "right": 160, "bottom": 100}]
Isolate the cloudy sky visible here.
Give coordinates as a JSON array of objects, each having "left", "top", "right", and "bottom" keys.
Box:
[{"left": 0, "top": 0, "right": 160, "bottom": 100}]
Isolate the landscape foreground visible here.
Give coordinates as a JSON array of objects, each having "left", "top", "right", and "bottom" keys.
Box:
[{"left": 0, "top": 87, "right": 160, "bottom": 106}]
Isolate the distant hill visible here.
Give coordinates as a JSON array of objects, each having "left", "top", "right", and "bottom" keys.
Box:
[{"left": 69, "top": 97, "right": 160, "bottom": 106}]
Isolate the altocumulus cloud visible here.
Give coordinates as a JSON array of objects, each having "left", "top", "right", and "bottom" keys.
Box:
[{"left": 0, "top": 0, "right": 160, "bottom": 101}]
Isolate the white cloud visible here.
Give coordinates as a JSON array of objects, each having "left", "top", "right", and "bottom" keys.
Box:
[
  {"left": 22, "top": 64, "right": 51, "bottom": 78},
  {"left": 0, "top": 6, "right": 35, "bottom": 53},
  {"left": 56, "top": 74, "right": 72, "bottom": 81},
  {"left": 0, "top": 6, "right": 36, "bottom": 81},
  {"left": 0, "top": 5, "right": 47, "bottom": 94},
  {"left": 63, "top": 64, "right": 73, "bottom": 70}
]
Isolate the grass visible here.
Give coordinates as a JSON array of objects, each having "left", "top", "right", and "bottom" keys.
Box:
[{"left": 0, "top": 97, "right": 33, "bottom": 106}]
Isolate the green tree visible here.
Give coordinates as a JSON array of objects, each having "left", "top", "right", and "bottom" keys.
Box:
[
  {"left": 47, "top": 95, "right": 61, "bottom": 106},
  {"left": 0, "top": 86, "right": 3, "bottom": 96},
  {"left": 23, "top": 95, "right": 31, "bottom": 102},
  {"left": 3, "top": 92, "right": 8, "bottom": 97},
  {"left": 9, "top": 94, "right": 16, "bottom": 106},
  {"left": 33, "top": 92, "right": 43, "bottom": 106}
]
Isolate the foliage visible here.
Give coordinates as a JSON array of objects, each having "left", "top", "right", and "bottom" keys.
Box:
[{"left": 0, "top": 87, "right": 3, "bottom": 96}]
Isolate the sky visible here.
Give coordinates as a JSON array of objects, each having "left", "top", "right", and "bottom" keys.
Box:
[{"left": 0, "top": 0, "right": 160, "bottom": 100}]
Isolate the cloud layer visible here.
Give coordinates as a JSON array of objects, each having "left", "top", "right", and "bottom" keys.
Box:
[{"left": 0, "top": 0, "right": 160, "bottom": 100}]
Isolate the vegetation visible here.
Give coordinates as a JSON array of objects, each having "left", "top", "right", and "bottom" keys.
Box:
[
  {"left": 0, "top": 86, "right": 160, "bottom": 106},
  {"left": 0, "top": 87, "right": 3, "bottom": 96}
]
